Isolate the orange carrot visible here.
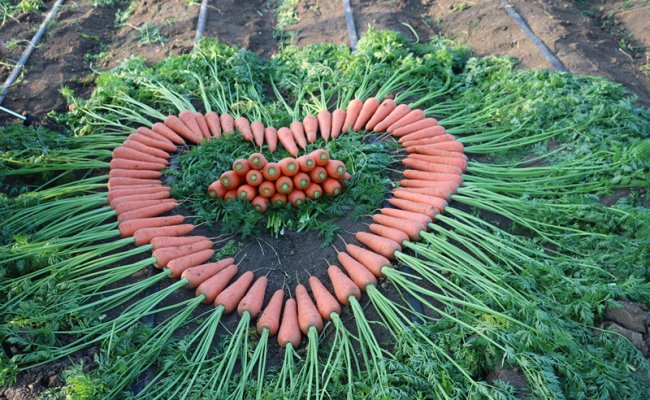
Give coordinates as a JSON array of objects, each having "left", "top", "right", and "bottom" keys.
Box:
[
  {"left": 297, "top": 154, "right": 316, "bottom": 172},
  {"left": 151, "top": 235, "right": 207, "bottom": 250},
  {"left": 238, "top": 276, "right": 268, "bottom": 318},
  {"left": 220, "top": 113, "right": 235, "bottom": 135},
  {"left": 195, "top": 112, "right": 212, "bottom": 139},
  {"left": 408, "top": 154, "right": 467, "bottom": 171},
  {"left": 251, "top": 196, "right": 269, "bottom": 213},
  {"left": 288, "top": 190, "right": 306, "bottom": 207},
  {"left": 246, "top": 170, "right": 264, "bottom": 187},
  {"left": 356, "top": 231, "right": 400, "bottom": 259},
  {"left": 152, "top": 122, "right": 185, "bottom": 145},
  {"left": 337, "top": 251, "right": 377, "bottom": 290},
  {"left": 353, "top": 97, "right": 380, "bottom": 131},
  {"left": 220, "top": 171, "right": 242, "bottom": 190},
  {"left": 109, "top": 169, "right": 162, "bottom": 180},
  {"left": 153, "top": 240, "right": 213, "bottom": 268},
  {"left": 215, "top": 271, "right": 254, "bottom": 313},
  {"left": 365, "top": 99, "right": 396, "bottom": 130},
  {"left": 372, "top": 213, "right": 425, "bottom": 241},
  {"left": 303, "top": 115, "right": 318, "bottom": 143},
  {"left": 122, "top": 139, "right": 170, "bottom": 159},
  {"left": 117, "top": 201, "right": 177, "bottom": 223},
  {"left": 275, "top": 176, "right": 294, "bottom": 195},
  {"left": 387, "top": 198, "right": 439, "bottom": 219},
  {"left": 325, "top": 160, "right": 346, "bottom": 179},
  {"left": 330, "top": 108, "right": 346, "bottom": 139},
  {"left": 317, "top": 110, "right": 332, "bottom": 141},
  {"left": 271, "top": 193, "right": 288, "bottom": 206},
  {"left": 195, "top": 264, "right": 238, "bottom": 304},
  {"left": 179, "top": 110, "right": 203, "bottom": 140},
  {"left": 296, "top": 284, "right": 323, "bottom": 334},
  {"left": 237, "top": 184, "right": 257, "bottom": 201},
  {"left": 110, "top": 191, "right": 170, "bottom": 208},
  {"left": 224, "top": 190, "right": 238, "bottom": 201},
  {"left": 292, "top": 172, "right": 311, "bottom": 190},
  {"left": 393, "top": 190, "right": 448, "bottom": 212},
  {"left": 327, "top": 265, "right": 361, "bottom": 306},
  {"left": 107, "top": 186, "right": 170, "bottom": 203},
  {"left": 311, "top": 149, "right": 330, "bottom": 166},
  {"left": 118, "top": 215, "right": 184, "bottom": 238},
  {"left": 402, "top": 169, "right": 463, "bottom": 184},
  {"left": 113, "top": 199, "right": 172, "bottom": 215},
  {"left": 278, "top": 298, "right": 301, "bottom": 348},
  {"left": 308, "top": 276, "right": 341, "bottom": 320},
  {"left": 278, "top": 127, "right": 299, "bottom": 157},
  {"left": 182, "top": 258, "right": 235, "bottom": 288},
  {"left": 381, "top": 207, "right": 432, "bottom": 225},
  {"left": 165, "top": 115, "right": 201, "bottom": 144},
  {"left": 290, "top": 121, "right": 307, "bottom": 150},
  {"left": 133, "top": 224, "right": 195, "bottom": 246},
  {"left": 265, "top": 127, "right": 278, "bottom": 152},
  {"left": 368, "top": 223, "right": 409, "bottom": 245},
  {"left": 278, "top": 157, "right": 298, "bottom": 176},
  {"left": 322, "top": 178, "right": 342, "bottom": 197},
  {"left": 128, "top": 133, "right": 176, "bottom": 152},
  {"left": 402, "top": 158, "right": 463, "bottom": 175},
  {"left": 258, "top": 181, "right": 276, "bottom": 198},
  {"left": 248, "top": 153, "right": 267, "bottom": 170},
  {"left": 235, "top": 116, "right": 253, "bottom": 141},
  {"left": 251, "top": 121, "right": 265, "bottom": 146},
  {"left": 342, "top": 99, "right": 363, "bottom": 133},
  {"left": 373, "top": 104, "right": 410, "bottom": 132},
  {"left": 398, "top": 125, "right": 446, "bottom": 143},
  {"left": 232, "top": 159, "right": 250, "bottom": 176},
  {"left": 112, "top": 147, "right": 168, "bottom": 165},
  {"left": 304, "top": 182, "right": 322, "bottom": 200},
  {"left": 387, "top": 109, "right": 425, "bottom": 133},
  {"left": 136, "top": 127, "right": 173, "bottom": 145},
  {"left": 257, "top": 289, "right": 284, "bottom": 336},
  {"left": 309, "top": 167, "right": 327, "bottom": 184},
  {"left": 400, "top": 179, "right": 460, "bottom": 192},
  {"left": 107, "top": 177, "right": 162, "bottom": 189},
  {"left": 205, "top": 111, "right": 222, "bottom": 138},
  {"left": 167, "top": 248, "right": 215, "bottom": 278},
  {"left": 402, "top": 133, "right": 455, "bottom": 148},
  {"left": 346, "top": 244, "right": 391, "bottom": 278},
  {"left": 392, "top": 117, "right": 437, "bottom": 137},
  {"left": 408, "top": 141, "right": 465, "bottom": 154},
  {"left": 261, "top": 162, "right": 280, "bottom": 181},
  {"left": 341, "top": 172, "right": 352, "bottom": 185},
  {"left": 401, "top": 186, "right": 459, "bottom": 198}
]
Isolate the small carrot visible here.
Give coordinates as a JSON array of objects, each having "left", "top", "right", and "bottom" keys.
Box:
[
  {"left": 237, "top": 184, "right": 257, "bottom": 201},
  {"left": 402, "top": 133, "right": 455, "bottom": 147},
  {"left": 232, "top": 159, "right": 251, "bottom": 176},
  {"left": 133, "top": 224, "right": 195, "bottom": 246},
  {"left": 317, "top": 110, "right": 332, "bottom": 141},
  {"left": 402, "top": 169, "right": 463, "bottom": 184},
  {"left": 278, "top": 127, "right": 299, "bottom": 157},
  {"left": 372, "top": 213, "right": 425, "bottom": 241},
  {"left": 251, "top": 121, "right": 265, "bottom": 146},
  {"left": 337, "top": 251, "right": 378, "bottom": 290},
  {"left": 220, "top": 170, "right": 242, "bottom": 190},
  {"left": 181, "top": 258, "right": 235, "bottom": 288},
  {"left": 179, "top": 110, "right": 203, "bottom": 140},
  {"left": 275, "top": 176, "right": 294, "bottom": 195},
  {"left": 356, "top": 231, "right": 401, "bottom": 260},
  {"left": 151, "top": 235, "right": 207, "bottom": 250},
  {"left": 308, "top": 276, "right": 341, "bottom": 320},
  {"left": 238, "top": 276, "right": 268, "bottom": 318},
  {"left": 246, "top": 170, "right": 264, "bottom": 187},
  {"left": 117, "top": 201, "right": 177, "bottom": 223},
  {"left": 278, "top": 298, "right": 301, "bottom": 348},
  {"left": 400, "top": 179, "right": 460, "bottom": 192},
  {"left": 342, "top": 99, "right": 363, "bottom": 133},
  {"left": 277, "top": 159, "right": 305, "bottom": 177},
  {"left": 368, "top": 223, "right": 409, "bottom": 245},
  {"left": 330, "top": 108, "right": 346, "bottom": 139},
  {"left": 310, "top": 149, "right": 330, "bottom": 166},
  {"left": 341, "top": 172, "right": 352, "bottom": 185},
  {"left": 215, "top": 271, "right": 254, "bottom": 313},
  {"left": 118, "top": 215, "right": 184, "bottom": 238},
  {"left": 129, "top": 133, "right": 176, "bottom": 152},
  {"left": 107, "top": 177, "right": 162, "bottom": 189},
  {"left": 205, "top": 111, "right": 222, "bottom": 138},
  {"left": 110, "top": 191, "right": 169, "bottom": 208},
  {"left": 270, "top": 193, "right": 288, "bottom": 206},
  {"left": 265, "top": 126, "right": 278, "bottom": 152},
  {"left": 257, "top": 289, "right": 284, "bottom": 336},
  {"left": 303, "top": 115, "right": 318, "bottom": 143},
  {"left": 304, "top": 182, "right": 322, "bottom": 200},
  {"left": 165, "top": 115, "right": 201, "bottom": 144},
  {"left": 110, "top": 158, "right": 166, "bottom": 171},
  {"left": 153, "top": 240, "right": 213, "bottom": 268},
  {"left": 195, "top": 112, "right": 212, "bottom": 139},
  {"left": 258, "top": 181, "right": 276, "bottom": 198},
  {"left": 353, "top": 97, "right": 380, "bottom": 131},
  {"left": 373, "top": 104, "right": 410, "bottom": 132},
  {"left": 297, "top": 154, "right": 316, "bottom": 172},
  {"left": 224, "top": 190, "right": 238, "bottom": 201},
  {"left": 248, "top": 152, "right": 267, "bottom": 170},
  {"left": 195, "top": 264, "right": 238, "bottom": 304},
  {"left": 122, "top": 139, "right": 170, "bottom": 159},
  {"left": 381, "top": 207, "right": 432, "bottom": 225},
  {"left": 402, "top": 158, "right": 463, "bottom": 175},
  {"left": 296, "top": 284, "right": 323, "bottom": 334},
  {"left": 220, "top": 113, "right": 235, "bottom": 135},
  {"left": 107, "top": 186, "right": 170, "bottom": 203},
  {"left": 290, "top": 121, "right": 307, "bottom": 150},
  {"left": 292, "top": 172, "right": 311, "bottom": 190},
  {"left": 251, "top": 196, "right": 270, "bottom": 213},
  {"left": 109, "top": 169, "right": 162, "bottom": 180},
  {"left": 309, "top": 167, "right": 327, "bottom": 184},
  {"left": 398, "top": 125, "right": 446, "bottom": 143},
  {"left": 408, "top": 154, "right": 467, "bottom": 171},
  {"left": 114, "top": 199, "right": 172, "bottom": 215},
  {"left": 392, "top": 190, "right": 448, "bottom": 212},
  {"left": 346, "top": 244, "right": 391, "bottom": 278},
  {"left": 408, "top": 141, "right": 465, "bottom": 154},
  {"left": 327, "top": 265, "right": 361, "bottom": 306},
  {"left": 112, "top": 147, "right": 168, "bottom": 165},
  {"left": 387, "top": 109, "right": 425, "bottom": 133},
  {"left": 322, "top": 178, "right": 342, "bottom": 196},
  {"left": 167, "top": 249, "right": 215, "bottom": 278},
  {"left": 365, "top": 99, "right": 396, "bottom": 130},
  {"left": 288, "top": 190, "right": 306, "bottom": 207},
  {"left": 136, "top": 127, "right": 173, "bottom": 145},
  {"left": 387, "top": 198, "right": 439, "bottom": 219},
  {"left": 235, "top": 116, "right": 253, "bottom": 141},
  {"left": 262, "top": 162, "right": 281, "bottom": 181},
  {"left": 392, "top": 117, "right": 438, "bottom": 137},
  {"left": 152, "top": 122, "right": 185, "bottom": 144},
  {"left": 325, "top": 160, "right": 346, "bottom": 179}
]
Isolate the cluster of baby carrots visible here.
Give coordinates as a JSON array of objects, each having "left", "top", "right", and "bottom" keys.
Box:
[{"left": 207, "top": 149, "right": 351, "bottom": 212}]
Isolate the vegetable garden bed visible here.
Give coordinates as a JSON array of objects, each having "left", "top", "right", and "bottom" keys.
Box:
[{"left": 1, "top": 29, "right": 650, "bottom": 399}]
